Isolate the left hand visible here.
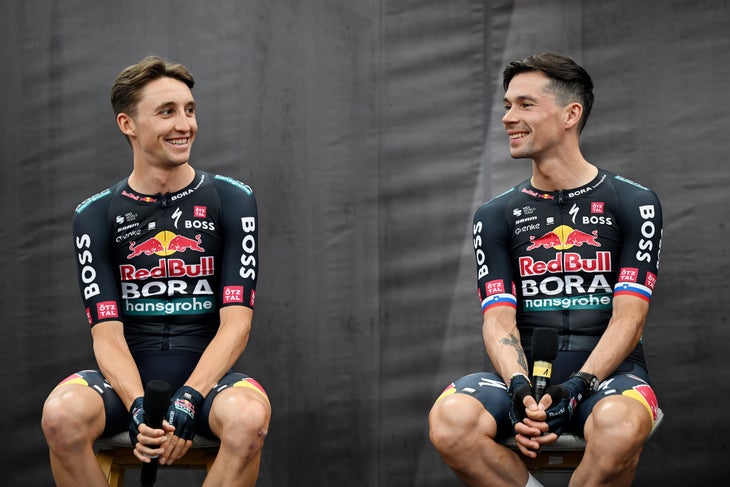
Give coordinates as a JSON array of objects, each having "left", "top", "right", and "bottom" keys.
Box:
[
  {"left": 513, "top": 395, "right": 557, "bottom": 457},
  {"left": 543, "top": 376, "right": 588, "bottom": 435},
  {"left": 161, "top": 386, "right": 204, "bottom": 464}
]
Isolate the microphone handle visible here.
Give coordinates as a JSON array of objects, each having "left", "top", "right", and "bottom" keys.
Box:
[
  {"left": 140, "top": 409, "right": 163, "bottom": 486},
  {"left": 533, "top": 376, "right": 548, "bottom": 402},
  {"left": 141, "top": 457, "right": 159, "bottom": 487}
]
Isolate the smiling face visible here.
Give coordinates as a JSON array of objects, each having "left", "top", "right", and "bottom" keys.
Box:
[
  {"left": 502, "top": 71, "right": 576, "bottom": 161},
  {"left": 117, "top": 76, "right": 197, "bottom": 169}
]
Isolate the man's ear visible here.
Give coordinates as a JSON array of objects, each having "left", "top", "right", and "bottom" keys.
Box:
[
  {"left": 564, "top": 102, "right": 583, "bottom": 130},
  {"left": 116, "top": 112, "right": 135, "bottom": 137}
]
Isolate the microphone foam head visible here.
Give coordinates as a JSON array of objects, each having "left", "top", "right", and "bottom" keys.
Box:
[
  {"left": 532, "top": 328, "right": 559, "bottom": 361},
  {"left": 143, "top": 380, "right": 171, "bottom": 417}
]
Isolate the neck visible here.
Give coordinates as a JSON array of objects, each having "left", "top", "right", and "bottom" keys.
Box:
[
  {"left": 128, "top": 164, "right": 195, "bottom": 195},
  {"left": 529, "top": 146, "right": 596, "bottom": 191}
]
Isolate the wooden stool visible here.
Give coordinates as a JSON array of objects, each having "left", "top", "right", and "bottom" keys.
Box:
[
  {"left": 94, "top": 433, "right": 220, "bottom": 486},
  {"left": 503, "top": 408, "right": 664, "bottom": 473}
]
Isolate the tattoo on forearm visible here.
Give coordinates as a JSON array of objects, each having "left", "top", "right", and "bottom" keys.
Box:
[{"left": 500, "top": 333, "right": 528, "bottom": 371}]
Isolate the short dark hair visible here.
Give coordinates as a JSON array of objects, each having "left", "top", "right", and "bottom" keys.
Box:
[
  {"left": 503, "top": 53, "right": 594, "bottom": 133},
  {"left": 110, "top": 56, "right": 195, "bottom": 117}
]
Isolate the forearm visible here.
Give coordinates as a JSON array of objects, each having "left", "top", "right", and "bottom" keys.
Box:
[
  {"left": 184, "top": 306, "right": 252, "bottom": 396},
  {"left": 580, "top": 295, "right": 649, "bottom": 381},
  {"left": 92, "top": 321, "right": 144, "bottom": 410},
  {"left": 482, "top": 306, "right": 529, "bottom": 384}
]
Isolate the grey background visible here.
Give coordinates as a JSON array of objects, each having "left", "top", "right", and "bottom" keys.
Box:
[{"left": 1, "top": 1, "right": 728, "bottom": 485}]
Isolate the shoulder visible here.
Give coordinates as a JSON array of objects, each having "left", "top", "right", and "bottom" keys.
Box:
[
  {"left": 474, "top": 180, "right": 529, "bottom": 221},
  {"left": 603, "top": 170, "right": 661, "bottom": 206},
  {"left": 73, "top": 180, "right": 126, "bottom": 219},
  {"left": 207, "top": 172, "right": 255, "bottom": 198}
]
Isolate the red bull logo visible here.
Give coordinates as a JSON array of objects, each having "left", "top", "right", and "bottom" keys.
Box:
[
  {"left": 128, "top": 231, "right": 204, "bottom": 259},
  {"left": 527, "top": 225, "right": 600, "bottom": 251}
]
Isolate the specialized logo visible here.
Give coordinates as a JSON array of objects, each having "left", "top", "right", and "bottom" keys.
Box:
[
  {"left": 127, "top": 231, "right": 204, "bottom": 259},
  {"left": 526, "top": 225, "right": 600, "bottom": 251}
]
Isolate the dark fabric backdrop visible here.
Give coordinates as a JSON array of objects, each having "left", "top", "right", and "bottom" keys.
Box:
[{"left": 1, "top": 1, "right": 728, "bottom": 485}]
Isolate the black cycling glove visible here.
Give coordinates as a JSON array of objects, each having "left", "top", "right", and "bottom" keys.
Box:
[
  {"left": 508, "top": 374, "right": 533, "bottom": 426},
  {"left": 166, "top": 386, "right": 204, "bottom": 441}
]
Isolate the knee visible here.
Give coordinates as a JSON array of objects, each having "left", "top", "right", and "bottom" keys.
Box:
[
  {"left": 585, "top": 396, "right": 652, "bottom": 473},
  {"left": 429, "top": 395, "right": 485, "bottom": 455},
  {"left": 41, "top": 389, "right": 96, "bottom": 450},
  {"left": 588, "top": 396, "right": 652, "bottom": 447},
  {"left": 214, "top": 390, "right": 271, "bottom": 454}
]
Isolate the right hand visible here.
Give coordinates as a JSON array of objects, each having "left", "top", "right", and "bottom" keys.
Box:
[
  {"left": 128, "top": 397, "right": 145, "bottom": 447},
  {"left": 128, "top": 396, "right": 169, "bottom": 462},
  {"left": 509, "top": 377, "right": 558, "bottom": 457},
  {"left": 507, "top": 374, "right": 533, "bottom": 425}
]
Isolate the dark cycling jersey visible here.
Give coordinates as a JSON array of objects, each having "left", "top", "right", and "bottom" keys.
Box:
[
  {"left": 72, "top": 169, "right": 258, "bottom": 354},
  {"left": 472, "top": 169, "right": 662, "bottom": 367}
]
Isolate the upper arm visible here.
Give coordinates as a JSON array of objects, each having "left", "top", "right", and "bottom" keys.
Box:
[
  {"left": 73, "top": 192, "right": 122, "bottom": 326},
  {"left": 472, "top": 200, "right": 517, "bottom": 315},
  {"left": 219, "top": 305, "right": 254, "bottom": 331},
  {"left": 614, "top": 183, "right": 663, "bottom": 302},
  {"left": 213, "top": 176, "right": 258, "bottom": 310}
]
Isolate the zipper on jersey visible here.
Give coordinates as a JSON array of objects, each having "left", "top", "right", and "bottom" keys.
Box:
[
  {"left": 160, "top": 194, "right": 171, "bottom": 351},
  {"left": 557, "top": 189, "right": 569, "bottom": 334}
]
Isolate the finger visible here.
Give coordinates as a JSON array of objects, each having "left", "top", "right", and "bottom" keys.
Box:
[
  {"left": 139, "top": 423, "right": 167, "bottom": 438},
  {"left": 522, "top": 417, "right": 549, "bottom": 432},
  {"left": 165, "top": 437, "right": 192, "bottom": 464},
  {"left": 523, "top": 395, "right": 538, "bottom": 409},
  {"left": 524, "top": 407, "right": 548, "bottom": 421},
  {"left": 133, "top": 448, "right": 153, "bottom": 463},
  {"left": 533, "top": 432, "right": 559, "bottom": 445},
  {"left": 515, "top": 435, "right": 539, "bottom": 457},
  {"left": 517, "top": 443, "right": 538, "bottom": 458},
  {"left": 134, "top": 442, "right": 165, "bottom": 462},
  {"left": 515, "top": 420, "right": 544, "bottom": 437},
  {"left": 136, "top": 433, "right": 166, "bottom": 450},
  {"left": 538, "top": 394, "right": 553, "bottom": 410}
]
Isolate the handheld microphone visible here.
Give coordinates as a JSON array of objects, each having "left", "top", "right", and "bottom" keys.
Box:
[
  {"left": 141, "top": 380, "right": 171, "bottom": 487},
  {"left": 531, "top": 328, "right": 558, "bottom": 402}
]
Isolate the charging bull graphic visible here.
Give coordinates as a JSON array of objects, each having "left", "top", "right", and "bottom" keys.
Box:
[
  {"left": 527, "top": 225, "right": 600, "bottom": 251},
  {"left": 128, "top": 231, "right": 204, "bottom": 259}
]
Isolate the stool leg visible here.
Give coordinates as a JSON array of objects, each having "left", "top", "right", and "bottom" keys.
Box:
[
  {"left": 95, "top": 451, "right": 123, "bottom": 487},
  {"left": 96, "top": 452, "right": 113, "bottom": 481},
  {"left": 111, "top": 465, "right": 123, "bottom": 487}
]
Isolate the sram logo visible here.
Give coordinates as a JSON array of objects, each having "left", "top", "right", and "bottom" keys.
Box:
[{"left": 76, "top": 234, "right": 100, "bottom": 300}]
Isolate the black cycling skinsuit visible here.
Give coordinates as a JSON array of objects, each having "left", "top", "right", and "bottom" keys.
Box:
[
  {"left": 473, "top": 169, "right": 662, "bottom": 364},
  {"left": 60, "top": 169, "right": 264, "bottom": 436},
  {"left": 74, "top": 169, "right": 257, "bottom": 348},
  {"left": 441, "top": 169, "right": 663, "bottom": 436}
]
